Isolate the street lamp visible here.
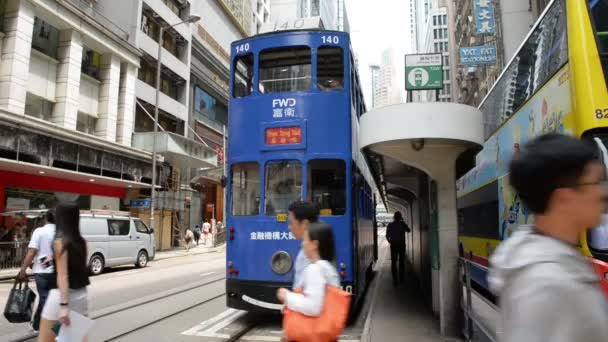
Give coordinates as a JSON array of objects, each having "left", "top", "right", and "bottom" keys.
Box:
[{"left": 150, "top": 14, "right": 201, "bottom": 233}]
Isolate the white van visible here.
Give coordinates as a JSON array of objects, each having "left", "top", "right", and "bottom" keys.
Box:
[{"left": 80, "top": 211, "right": 155, "bottom": 275}]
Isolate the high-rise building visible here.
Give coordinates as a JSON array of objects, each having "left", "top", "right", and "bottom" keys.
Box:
[
  {"left": 413, "top": 1, "right": 451, "bottom": 102},
  {"left": 269, "top": 0, "right": 349, "bottom": 32},
  {"left": 449, "top": 0, "right": 549, "bottom": 106},
  {"left": 369, "top": 64, "right": 381, "bottom": 108},
  {"left": 253, "top": 0, "right": 271, "bottom": 34},
  {"left": 372, "top": 48, "right": 401, "bottom": 108}
]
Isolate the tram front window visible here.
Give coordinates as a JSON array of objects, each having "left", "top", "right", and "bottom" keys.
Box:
[
  {"left": 308, "top": 159, "right": 346, "bottom": 215},
  {"left": 265, "top": 161, "right": 302, "bottom": 215},
  {"left": 231, "top": 162, "right": 261, "bottom": 216},
  {"left": 259, "top": 46, "right": 312, "bottom": 94}
]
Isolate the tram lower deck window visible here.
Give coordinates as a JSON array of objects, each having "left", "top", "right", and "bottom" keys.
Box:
[
  {"left": 259, "top": 46, "right": 311, "bottom": 94},
  {"left": 265, "top": 160, "right": 302, "bottom": 215},
  {"left": 231, "top": 162, "right": 261, "bottom": 216},
  {"left": 308, "top": 159, "right": 346, "bottom": 216}
]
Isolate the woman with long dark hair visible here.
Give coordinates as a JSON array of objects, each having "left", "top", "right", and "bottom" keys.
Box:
[{"left": 39, "top": 202, "right": 90, "bottom": 342}]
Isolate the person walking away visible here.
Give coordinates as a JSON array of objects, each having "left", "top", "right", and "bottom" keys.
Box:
[
  {"left": 489, "top": 133, "right": 608, "bottom": 342},
  {"left": 184, "top": 228, "right": 194, "bottom": 252},
  {"left": 287, "top": 201, "right": 320, "bottom": 290},
  {"left": 202, "top": 220, "right": 211, "bottom": 245},
  {"left": 277, "top": 222, "right": 340, "bottom": 341},
  {"left": 39, "top": 202, "right": 91, "bottom": 342},
  {"left": 386, "top": 211, "right": 411, "bottom": 287},
  {"left": 193, "top": 225, "right": 201, "bottom": 246},
  {"left": 18, "top": 210, "right": 56, "bottom": 332}
]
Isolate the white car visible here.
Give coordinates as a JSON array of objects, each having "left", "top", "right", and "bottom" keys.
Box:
[{"left": 80, "top": 211, "right": 155, "bottom": 275}]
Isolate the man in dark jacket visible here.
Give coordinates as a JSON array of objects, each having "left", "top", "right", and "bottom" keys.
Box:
[{"left": 386, "top": 211, "right": 411, "bottom": 287}]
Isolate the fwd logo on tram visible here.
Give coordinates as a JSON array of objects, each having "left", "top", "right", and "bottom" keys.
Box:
[{"left": 272, "top": 98, "right": 296, "bottom": 108}]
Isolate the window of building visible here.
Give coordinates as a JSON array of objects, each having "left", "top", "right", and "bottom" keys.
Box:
[
  {"left": 231, "top": 162, "right": 261, "bottom": 216},
  {"left": 141, "top": 13, "right": 160, "bottom": 41},
  {"left": 317, "top": 46, "right": 344, "bottom": 91},
  {"left": 108, "top": 220, "right": 130, "bottom": 236},
  {"left": 162, "top": 30, "right": 179, "bottom": 57},
  {"left": 433, "top": 16, "right": 437, "bottom": 26},
  {"left": 161, "top": 77, "right": 178, "bottom": 99},
  {"left": 259, "top": 46, "right": 311, "bottom": 94},
  {"left": 264, "top": 160, "right": 302, "bottom": 215},
  {"left": 443, "top": 28, "right": 448, "bottom": 39},
  {"left": 434, "top": 43, "right": 439, "bottom": 53},
  {"left": 434, "top": 29, "right": 438, "bottom": 39},
  {"left": 233, "top": 53, "right": 254, "bottom": 98},
  {"left": 161, "top": 0, "right": 181, "bottom": 18},
  {"left": 76, "top": 112, "right": 98, "bottom": 135},
  {"left": 443, "top": 42, "right": 448, "bottom": 51},
  {"left": 134, "top": 106, "right": 182, "bottom": 134},
  {"left": 194, "top": 86, "right": 228, "bottom": 126},
  {"left": 25, "top": 93, "right": 53, "bottom": 122},
  {"left": 81, "top": 47, "right": 101, "bottom": 80},
  {"left": 443, "top": 56, "right": 449, "bottom": 66},
  {"left": 308, "top": 159, "right": 346, "bottom": 216},
  {"left": 443, "top": 15, "right": 447, "bottom": 25},
  {"left": 32, "top": 17, "right": 59, "bottom": 59}
]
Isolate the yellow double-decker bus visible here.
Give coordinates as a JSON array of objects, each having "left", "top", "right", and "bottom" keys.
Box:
[{"left": 456, "top": 0, "right": 608, "bottom": 298}]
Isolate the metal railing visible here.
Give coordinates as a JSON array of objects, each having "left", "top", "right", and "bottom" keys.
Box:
[
  {"left": 65, "top": 0, "right": 130, "bottom": 41},
  {"left": 212, "top": 226, "right": 226, "bottom": 248},
  {"left": 459, "top": 257, "right": 497, "bottom": 342},
  {"left": 0, "top": 242, "right": 29, "bottom": 271}
]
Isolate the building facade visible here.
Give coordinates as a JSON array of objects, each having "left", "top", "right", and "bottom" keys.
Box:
[
  {"left": 413, "top": 1, "right": 451, "bottom": 103},
  {"left": 371, "top": 48, "right": 401, "bottom": 109},
  {"left": 369, "top": 64, "right": 381, "bottom": 108},
  {"left": 269, "top": 0, "right": 348, "bottom": 32},
  {"left": 449, "top": 0, "right": 550, "bottom": 106},
  {"left": 0, "top": 0, "right": 151, "bottom": 245}
]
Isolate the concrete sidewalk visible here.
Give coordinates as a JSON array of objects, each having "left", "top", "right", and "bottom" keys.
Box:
[
  {"left": 362, "top": 246, "right": 461, "bottom": 342},
  {"left": 0, "top": 242, "right": 225, "bottom": 281}
]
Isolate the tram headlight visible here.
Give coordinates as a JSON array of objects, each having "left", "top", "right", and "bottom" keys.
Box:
[{"left": 271, "top": 251, "right": 293, "bottom": 275}]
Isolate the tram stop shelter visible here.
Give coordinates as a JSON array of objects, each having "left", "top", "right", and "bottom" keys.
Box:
[{"left": 360, "top": 102, "right": 483, "bottom": 337}]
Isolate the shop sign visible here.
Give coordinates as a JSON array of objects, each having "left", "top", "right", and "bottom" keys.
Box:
[
  {"left": 6, "top": 198, "right": 29, "bottom": 211},
  {"left": 474, "top": 0, "right": 496, "bottom": 35},
  {"left": 131, "top": 199, "right": 151, "bottom": 209},
  {"left": 460, "top": 45, "right": 497, "bottom": 65}
]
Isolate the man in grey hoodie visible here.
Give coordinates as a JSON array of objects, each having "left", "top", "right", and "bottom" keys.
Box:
[{"left": 489, "top": 133, "right": 608, "bottom": 342}]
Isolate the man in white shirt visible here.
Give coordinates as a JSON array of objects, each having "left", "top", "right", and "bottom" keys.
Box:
[
  {"left": 286, "top": 201, "right": 319, "bottom": 289},
  {"left": 18, "top": 210, "right": 56, "bottom": 332},
  {"left": 202, "top": 220, "right": 211, "bottom": 244}
]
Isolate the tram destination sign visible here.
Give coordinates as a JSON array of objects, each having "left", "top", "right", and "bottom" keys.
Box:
[
  {"left": 260, "top": 17, "right": 323, "bottom": 34},
  {"left": 405, "top": 54, "right": 443, "bottom": 91}
]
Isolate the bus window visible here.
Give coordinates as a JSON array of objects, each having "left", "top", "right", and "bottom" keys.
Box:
[
  {"left": 259, "top": 46, "right": 311, "bottom": 94},
  {"left": 231, "top": 162, "right": 260, "bottom": 216},
  {"left": 317, "top": 46, "right": 344, "bottom": 91},
  {"left": 265, "top": 160, "right": 302, "bottom": 215},
  {"left": 233, "top": 53, "right": 254, "bottom": 98},
  {"left": 589, "top": 0, "right": 608, "bottom": 85},
  {"left": 308, "top": 159, "right": 346, "bottom": 216}
]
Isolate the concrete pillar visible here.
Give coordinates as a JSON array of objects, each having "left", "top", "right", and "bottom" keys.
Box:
[
  {"left": 116, "top": 63, "right": 136, "bottom": 146},
  {"left": 95, "top": 53, "right": 120, "bottom": 141},
  {"left": 52, "top": 30, "right": 82, "bottom": 130},
  {"left": 0, "top": 0, "right": 34, "bottom": 114}
]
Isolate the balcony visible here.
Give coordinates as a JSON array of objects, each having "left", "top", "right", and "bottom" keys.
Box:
[
  {"left": 139, "top": 33, "right": 189, "bottom": 81},
  {"left": 132, "top": 131, "right": 217, "bottom": 169},
  {"left": 135, "top": 79, "right": 188, "bottom": 122}
]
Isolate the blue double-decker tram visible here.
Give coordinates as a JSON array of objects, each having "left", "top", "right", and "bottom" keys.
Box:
[{"left": 226, "top": 26, "right": 377, "bottom": 312}]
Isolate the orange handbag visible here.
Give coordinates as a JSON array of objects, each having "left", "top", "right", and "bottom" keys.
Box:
[{"left": 282, "top": 286, "right": 352, "bottom": 342}]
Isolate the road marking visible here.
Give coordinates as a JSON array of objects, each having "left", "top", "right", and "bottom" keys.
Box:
[
  {"left": 181, "top": 308, "right": 247, "bottom": 338},
  {"left": 200, "top": 272, "right": 215, "bottom": 277}
]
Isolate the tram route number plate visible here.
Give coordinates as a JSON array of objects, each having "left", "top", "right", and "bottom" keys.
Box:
[{"left": 277, "top": 213, "right": 287, "bottom": 222}]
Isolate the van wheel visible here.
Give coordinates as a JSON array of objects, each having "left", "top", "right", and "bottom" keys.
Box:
[
  {"left": 136, "top": 250, "right": 148, "bottom": 268},
  {"left": 89, "top": 255, "right": 104, "bottom": 275}
]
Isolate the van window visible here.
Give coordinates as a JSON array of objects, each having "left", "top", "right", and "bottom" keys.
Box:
[
  {"left": 259, "top": 46, "right": 311, "bottom": 94},
  {"left": 134, "top": 221, "right": 150, "bottom": 234},
  {"left": 108, "top": 220, "right": 130, "bottom": 236}
]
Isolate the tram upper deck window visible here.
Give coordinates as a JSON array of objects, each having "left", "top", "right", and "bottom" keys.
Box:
[
  {"left": 233, "top": 53, "right": 254, "bottom": 98},
  {"left": 308, "top": 159, "right": 346, "bottom": 216},
  {"left": 231, "top": 162, "right": 261, "bottom": 216},
  {"left": 259, "top": 46, "right": 312, "bottom": 94},
  {"left": 265, "top": 160, "right": 302, "bottom": 215},
  {"left": 317, "top": 46, "right": 344, "bottom": 91}
]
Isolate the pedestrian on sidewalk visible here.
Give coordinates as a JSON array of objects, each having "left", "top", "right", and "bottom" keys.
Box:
[
  {"left": 489, "top": 133, "right": 608, "bottom": 342},
  {"left": 193, "top": 224, "right": 201, "bottom": 246},
  {"left": 184, "top": 228, "right": 194, "bottom": 252},
  {"left": 39, "top": 202, "right": 91, "bottom": 342},
  {"left": 287, "top": 200, "right": 319, "bottom": 290},
  {"left": 202, "top": 220, "right": 211, "bottom": 245},
  {"left": 386, "top": 211, "right": 410, "bottom": 287},
  {"left": 277, "top": 222, "right": 341, "bottom": 341},
  {"left": 17, "top": 210, "right": 56, "bottom": 332}
]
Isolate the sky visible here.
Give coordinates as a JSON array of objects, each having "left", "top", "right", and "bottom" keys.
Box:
[{"left": 345, "top": 0, "right": 412, "bottom": 106}]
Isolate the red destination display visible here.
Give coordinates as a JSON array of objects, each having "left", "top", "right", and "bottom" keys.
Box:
[{"left": 265, "top": 127, "right": 302, "bottom": 145}]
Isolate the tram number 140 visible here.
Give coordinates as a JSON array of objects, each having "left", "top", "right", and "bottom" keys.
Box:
[
  {"left": 321, "top": 35, "right": 340, "bottom": 44},
  {"left": 340, "top": 285, "right": 353, "bottom": 294}
]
